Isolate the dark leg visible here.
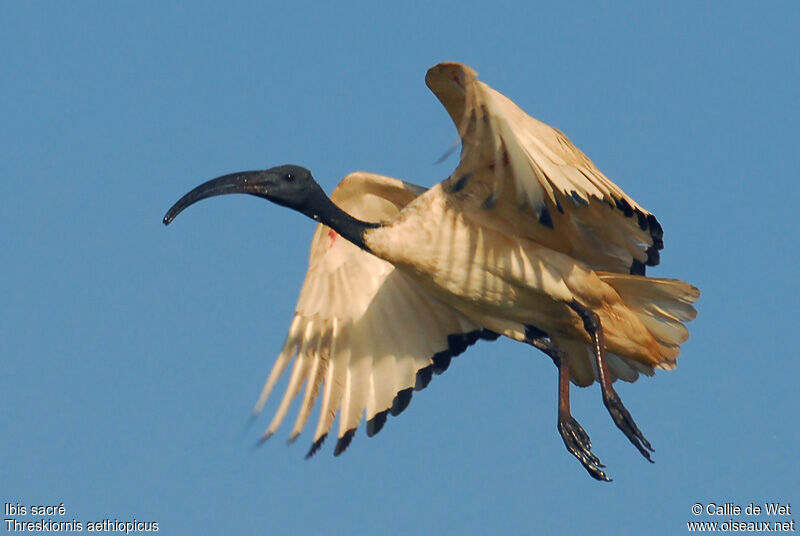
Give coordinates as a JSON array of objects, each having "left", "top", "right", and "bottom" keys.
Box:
[
  {"left": 523, "top": 328, "right": 609, "bottom": 481},
  {"left": 567, "top": 300, "right": 654, "bottom": 462},
  {"left": 556, "top": 348, "right": 610, "bottom": 481}
]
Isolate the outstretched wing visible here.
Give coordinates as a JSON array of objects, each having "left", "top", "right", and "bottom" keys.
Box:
[
  {"left": 253, "top": 171, "right": 497, "bottom": 456},
  {"left": 426, "top": 62, "right": 663, "bottom": 275}
]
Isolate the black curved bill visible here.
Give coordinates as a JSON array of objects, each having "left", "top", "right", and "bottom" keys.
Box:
[{"left": 163, "top": 171, "right": 264, "bottom": 225}]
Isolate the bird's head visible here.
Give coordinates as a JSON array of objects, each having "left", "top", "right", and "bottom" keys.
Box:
[{"left": 163, "top": 164, "right": 326, "bottom": 225}]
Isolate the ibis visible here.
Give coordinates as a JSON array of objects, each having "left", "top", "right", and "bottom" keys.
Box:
[{"left": 164, "top": 62, "right": 699, "bottom": 481}]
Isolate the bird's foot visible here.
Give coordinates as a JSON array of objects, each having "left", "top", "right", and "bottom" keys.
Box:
[
  {"left": 558, "top": 414, "right": 610, "bottom": 481},
  {"left": 603, "top": 389, "right": 654, "bottom": 462}
]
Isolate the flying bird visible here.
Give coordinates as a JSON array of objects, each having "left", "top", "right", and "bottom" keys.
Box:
[{"left": 164, "top": 62, "right": 699, "bottom": 481}]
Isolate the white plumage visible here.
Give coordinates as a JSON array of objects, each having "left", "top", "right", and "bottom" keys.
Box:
[
  {"left": 164, "top": 62, "right": 699, "bottom": 480},
  {"left": 252, "top": 172, "right": 487, "bottom": 455}
]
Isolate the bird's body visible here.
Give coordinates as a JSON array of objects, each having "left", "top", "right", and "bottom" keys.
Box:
[
  {"left": 366, "top": 183, "right": 688, "bottom": 368},
  {"left": 164, "top": 62, "right": 699, "bottom": 480}
]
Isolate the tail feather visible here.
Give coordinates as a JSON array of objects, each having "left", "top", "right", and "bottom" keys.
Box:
[
  {"left": 551, "top": 336, "right": 653, "bottom": 386},
  {"left": 599, "top": 273, "right": 699, "bottom": 370},
  {"left": 606, "top": 351, "right": 648, "bottom": 383}
]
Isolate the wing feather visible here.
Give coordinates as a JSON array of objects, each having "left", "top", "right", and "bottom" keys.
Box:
[
  {"left": 254, "top": 172, "right": 495, "bottom": 455},
  {"left": 263, "top": 320, "right": 315, "bottom": 439},
  {"left": 288, "top": 321, "right": 331, "bottom": 443},
  {"left": 308, "top": 318, "right": 347, "bottom": 454},
  {"left": 426, "top": 62, "right": 663, "bottom": 275},
  {"left": 252, "top": 315, "right": 302, "bottom": 416},
  {"left": 337, "top": 319, "right": 373, "bottom": 448}
]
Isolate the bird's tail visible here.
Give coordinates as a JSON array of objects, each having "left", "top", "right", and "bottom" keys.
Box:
[
  {"left": 560, "top": 274, "right": 699, "bottom": 386},
  {"left": 599, "top": 273, "right": 700, "bottom": 368}
]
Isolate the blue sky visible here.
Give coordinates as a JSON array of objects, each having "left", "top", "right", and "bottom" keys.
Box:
[{"left": 2, "top": 2, "right": 798, "bottom": 534}]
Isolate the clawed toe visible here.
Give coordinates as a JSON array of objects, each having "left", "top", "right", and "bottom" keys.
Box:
[
  {"left": 558, "top": 416, "right": 610, "bottom": 481},
  {"left": 603, "top": 390, "right": 654, "bottom": 462}
]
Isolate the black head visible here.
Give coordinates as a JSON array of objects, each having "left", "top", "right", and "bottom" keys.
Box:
[{"left": 163, "top": 164, "right": 325, "bottom": 225}]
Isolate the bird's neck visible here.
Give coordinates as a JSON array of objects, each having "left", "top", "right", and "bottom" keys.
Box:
[{"left": 301, "top": 192, "right": 381, "bottom": 252}]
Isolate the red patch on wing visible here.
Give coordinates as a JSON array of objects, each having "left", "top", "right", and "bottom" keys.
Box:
[
  {"left": 488, "top": 150, "right": 510, "bottom": 172},
  {"left": 327, "top": 229, "right": 338, "bottom": 249}
]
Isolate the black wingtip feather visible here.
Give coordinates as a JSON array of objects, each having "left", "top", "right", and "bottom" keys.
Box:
[
  {"left": 415, "top": 365, "right": 434, "bottom": 390},
  {"left": 630, "top": 259, "right": 646, "bottom": 275},
  {"left": 366, "top": 410, "right": 389, "bottom": 437},
  {"left": 333, "top": 429, "right": 355, "bottom": 456},
  {"left": 390, "top": 388, "right": 413, "bottom": 416},
  {"left": 646, "top": 246, "right": 660, "bottom": 266},
  {"left": 305, "top": 434, "right": 327, "bottom": 459},
  {"left": 647, "top": 214, "right": 663, "bottom": 241},
  {"left": 330, "top": 329, "right": 500, "bottom": 449},
  {"left": 570, "top": 191, "right": 589, "bottom": 207},
  {"left": 524, "top": 324, "right": 548, "bottom": 341},
  {"left": 481, "top": 192, "right": 499, "bottom": 209},
  {"left": 432, "top": 350, "right": 452, "bottom": 374},
  {"left": 480, "top": 329, "right": 501, "bottom": 341},
  {"left": 538, "top": 207, "right": 554, "bottom": 229},
  {"left": 614, "top": 197, "right": 635, "bottom": 217},
  {"left": 636, "top": 211, "right": 648, "bottom": 231},
  {"left": 447, "top": 333, "right": 469, "bottom": 356},
  {"left": 449, "top": 172, "right": 471, "bottom": 193},
  {"left": 465, "top": 331, "right": 481, "bottom": 345},
  {"left": 647, "top": 214, "right": 664, "bottom": 252}
]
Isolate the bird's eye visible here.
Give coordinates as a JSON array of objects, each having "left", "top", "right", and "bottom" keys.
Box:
[{"left": 284, "top": 173, "right": 294, "bottom": 182}]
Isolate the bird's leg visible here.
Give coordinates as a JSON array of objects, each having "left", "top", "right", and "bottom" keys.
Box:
[
  {"left": 567, "top": 300, "right": 654, "bottom": 462},
  {"left": 522, "top": 329, "right": 609, "bottom": 481},
  {"left": 554, "top": 345, "right": 610, "bottom": 481}
]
